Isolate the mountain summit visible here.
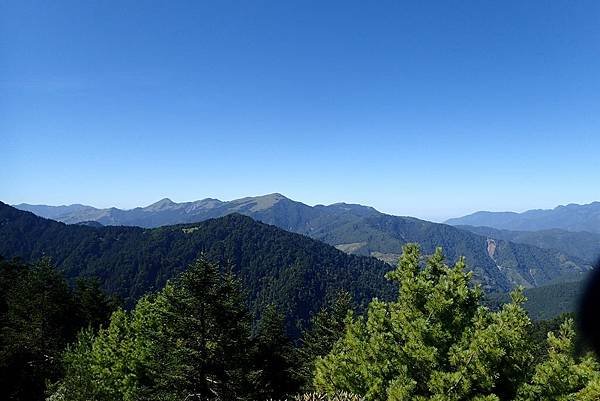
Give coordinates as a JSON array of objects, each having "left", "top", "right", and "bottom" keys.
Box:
[{"left": 145, "top": 198, "right": 177, "bottom": 210}]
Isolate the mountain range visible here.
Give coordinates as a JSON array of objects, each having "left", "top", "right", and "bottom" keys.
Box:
[
  {"left": 0, "top": 201, "right": 395, "bottom": 333},
  {"left": 456, "top": 225, "right": 600, "bottom": 264},
  {"left": 13, "top": 194, "right": 593, "bottom": 291},
  {"left": 445, "top": 201, "right": 600, "bottom": 234}
]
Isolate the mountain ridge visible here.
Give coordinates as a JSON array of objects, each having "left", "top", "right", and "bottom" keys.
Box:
[
  {"left": 12, "top": 195, "right": 592, "bottom": 291},
  {"left": 456, "top": 225, "right": 600, "bottom": 264},
  {"left": 445, "top": 201, "right": 600, "bottom": 233},
  {"left": 0, "top": 201, "right": 395, "bottom": 333}
]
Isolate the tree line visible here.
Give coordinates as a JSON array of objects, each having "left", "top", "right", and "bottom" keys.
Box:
[
  {"left": 2, "top": 245, "right": 599, "bottom": 401},
  {"left": 0, "top": 256, "right": 347, "bottom": 401}
]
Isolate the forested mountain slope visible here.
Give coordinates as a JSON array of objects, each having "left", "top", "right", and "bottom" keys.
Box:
[
  {"left": 14, "top": 195, "right": 592, "bottom": 291},
  {"left": 457, "top": 225, "right": 600, "bottom": 264},
  {"left": 489, "top": 279, "right": 587, "bottom": 321},
  {"left": 0, "top": 202, "right": 394, "bottom": 332}
]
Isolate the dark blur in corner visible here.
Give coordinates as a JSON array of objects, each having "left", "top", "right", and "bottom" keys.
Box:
[{"left": 578, "top": 258, "right": 600, "bottom": 356}]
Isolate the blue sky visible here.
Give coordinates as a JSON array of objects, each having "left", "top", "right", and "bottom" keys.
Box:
[{"left": 2, "top": 1, "right": 599, "bottom": 221}]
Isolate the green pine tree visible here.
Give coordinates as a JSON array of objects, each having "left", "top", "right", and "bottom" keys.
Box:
[
  {"left": 296, "top": 290, "right": 353, "bottom": 390},
  {"left": 54, "top": 257, "right": 255, "bottom": 401},
  {"left": 314, "top": 244, "right": 534, "bottom": 400},
  {"left": 1, "top": 258, "right": 113, "bottom": 401},
  {"left": 252, "top": 304, "right": 301, "bottom": 399},
  {"left": 516, "top": 319, "right": 600, "bottom": 400}
]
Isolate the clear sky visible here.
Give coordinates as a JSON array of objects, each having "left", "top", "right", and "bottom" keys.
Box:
[{"left": 2, "top": 1, "right": 599, "bottom": 222}]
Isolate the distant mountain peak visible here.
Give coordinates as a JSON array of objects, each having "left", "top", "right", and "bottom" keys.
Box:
[
  {"left": 257, "top": 193, "right": 288, "bottom": 201},
  {"left": 230, "top": 193, "right": 291, "bottom": 212},
  {"left": 145, "top": 198, "right": 176, "bottom": 210}
]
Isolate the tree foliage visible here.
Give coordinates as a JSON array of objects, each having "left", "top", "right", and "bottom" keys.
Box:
[
  {"left": 55, "top": 258, "right": 254, "bottom": 400},
  {"left": 2, "top": 235, "right": 599, "bottom": 400},
  {"left": 253, "top": 304, "right": 302, "bottom": 399},
  {"left": 0, "top": 203, "right": 394, "bottom": 335},
  {"left": 295, "top": 291, "right": 353, "bottom": 390},
  {"left": 0, "top": 257, "right": 115, "bottom": 401},
  {"left": 314, "top": 244, "right": 600, "bottom": 401},
  {"left": 517, "top": 319, "right": 600, "bottom": 400}
]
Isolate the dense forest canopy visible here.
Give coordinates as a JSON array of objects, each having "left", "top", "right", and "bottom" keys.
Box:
[
  {"left": 0, "top": 202, "right": 394, "bottom": 333},
  {"left": 0, "top": 201, "right": 591, "bottom": 324},
  {"left": 2, "top": 247, "right": 599, "bottom": 401},
  {"left": 0, "top": 257, "right": 116, "bottom": 401}
]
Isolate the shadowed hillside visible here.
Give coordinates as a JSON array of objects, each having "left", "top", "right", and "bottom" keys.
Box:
[{"left": 0, "top": 202, "right": 394, "bottom": 333}]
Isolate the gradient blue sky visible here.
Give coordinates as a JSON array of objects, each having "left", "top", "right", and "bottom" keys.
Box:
[{"left": 2, "top": 1, "right": 599, "bottom": 221}]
